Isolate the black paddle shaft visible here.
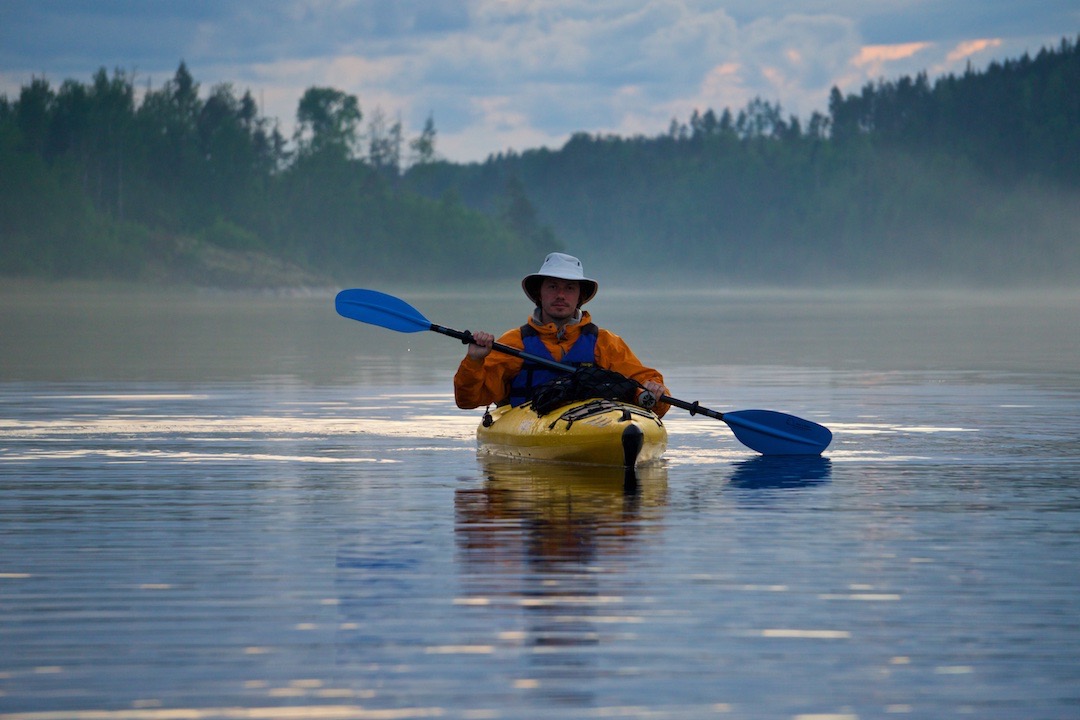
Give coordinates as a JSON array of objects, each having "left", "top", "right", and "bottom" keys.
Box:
[
  {"left": 658, "top": 395, "right": 725, "bottom": 421},
  {"left": 432, "top": 323, "right": 578, "bottom": 373},
  {"left": 334, "top": 289, "right": 831, "bottom": 454},
  {"left": 435, "top": 322, "right": 827, "bottom": 454}
]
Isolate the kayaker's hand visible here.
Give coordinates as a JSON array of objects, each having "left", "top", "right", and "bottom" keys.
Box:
[
  {"left": 641, "top": 380, "right": 668, "bottom": 407},
  {"left": 467, "top": 331, "right": 494, "bottom": 361}
]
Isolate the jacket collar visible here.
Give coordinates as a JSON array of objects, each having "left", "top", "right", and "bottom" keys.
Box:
[{"left": 529, "top": 308, "right": 590, "bottom": 340}]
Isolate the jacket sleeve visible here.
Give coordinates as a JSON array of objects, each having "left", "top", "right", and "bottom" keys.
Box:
[
  {"left": 595, "top": 330, "right": 671, "bottom": 418},
  {"left": 453, "top": 329, "right": 525, "bottom": 409}
]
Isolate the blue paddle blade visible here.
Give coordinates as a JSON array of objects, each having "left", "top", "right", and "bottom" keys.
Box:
[
  {"left": 335, "top": 289, "right": 432, "bottom": 333},
  {"left": 722, "top": 409, "right": 832, "bottom": 456}
]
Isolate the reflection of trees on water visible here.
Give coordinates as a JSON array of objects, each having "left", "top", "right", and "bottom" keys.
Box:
[{"left": 454, "top": 460, "right": 668, "bottom": 702}]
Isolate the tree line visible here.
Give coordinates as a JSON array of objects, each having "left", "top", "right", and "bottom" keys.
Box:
[
  {"left": 403, "top": 35, "right": 1079, "bottom": 285},
  {"left": 0, "top": 62, "right": 551, "bottom": 283},
  {"left": 2, "top": 36, "right": 1077, "bottom": 286}
]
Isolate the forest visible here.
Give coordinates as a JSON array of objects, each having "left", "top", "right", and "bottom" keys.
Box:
[{"left": 1, "top": 36, "right": 1077, "bottom": 287}]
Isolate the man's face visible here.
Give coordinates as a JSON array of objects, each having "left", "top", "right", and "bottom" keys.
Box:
[{"left": 539, "top": 277, "right": 581, "bottom": 324}]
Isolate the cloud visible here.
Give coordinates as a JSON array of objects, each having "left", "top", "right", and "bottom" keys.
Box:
[
  {"left": 651, "top": 12, "right": 861, "bottom": 126},
  {"left": 847, "top": 41, "right": 933, "bottom": 85},
  {"left": 853, "top": 42, "right": 932, "bottom": 67},
  {"left": 945, "top": 38, "right": 1003, "bottom": 63},
  {"left": 1, "top": 0, "right": 1074, "bottom": 161},
  {"left": 391, "top": 1, "right": 748, "bottom": 158}
]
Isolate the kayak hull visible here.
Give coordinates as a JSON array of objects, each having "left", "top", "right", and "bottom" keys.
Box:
[{"left": 476, "top": 398, "right": 667, "bottom": 467}]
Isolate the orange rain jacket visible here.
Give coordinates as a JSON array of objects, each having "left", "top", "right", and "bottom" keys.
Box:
[{"left": 453, "top": 309, "right": 670, "bottom": 418}]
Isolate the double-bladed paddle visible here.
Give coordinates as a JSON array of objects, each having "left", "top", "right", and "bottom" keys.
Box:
[{"left": 335, "top": 288, "right": 832, "bottom": 455}]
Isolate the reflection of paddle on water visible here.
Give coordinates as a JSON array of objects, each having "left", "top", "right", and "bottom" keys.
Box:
[{"left": 727, "top": 455, "right": 832, "bottom": 489}]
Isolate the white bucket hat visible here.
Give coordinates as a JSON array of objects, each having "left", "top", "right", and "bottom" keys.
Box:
[{"left": 522, "top": 252, "right": 599, "bottom": 306}]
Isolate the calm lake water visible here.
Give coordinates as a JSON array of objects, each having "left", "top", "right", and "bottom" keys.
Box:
[{"left": 2, "top": 283, "right": 1079, "bottom": 719}]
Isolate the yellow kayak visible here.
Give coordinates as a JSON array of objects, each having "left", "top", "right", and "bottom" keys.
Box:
[{"left": 476, "top": 398, "right": 667, "bottom": 467}]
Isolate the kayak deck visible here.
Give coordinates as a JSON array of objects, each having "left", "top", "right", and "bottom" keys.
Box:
[{"left": 476, "top": 398, "right": 667, "bottom": 467}]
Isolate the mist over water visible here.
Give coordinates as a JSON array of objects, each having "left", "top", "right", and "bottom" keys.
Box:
[
  {"left": 2, "top": 282, "right": 1079, "bottom": 718},
  {"left": 3, "top": 282, "right": 1077, "bottom": 381}
]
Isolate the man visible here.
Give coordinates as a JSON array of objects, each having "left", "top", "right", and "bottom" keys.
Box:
[{"left": 454, "top": 252, "right": 671, "bottom": 417}]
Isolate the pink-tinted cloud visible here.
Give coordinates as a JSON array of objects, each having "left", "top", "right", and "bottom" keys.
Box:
[{"left": 945, "top": 38, "right": 1003, "bottom": 62}]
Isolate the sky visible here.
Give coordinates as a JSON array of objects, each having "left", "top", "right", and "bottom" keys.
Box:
[{"left": 1, "top": 0, "right": 1077, "bottom": 163}]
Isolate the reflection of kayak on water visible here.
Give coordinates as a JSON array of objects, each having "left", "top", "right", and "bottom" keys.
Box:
[
  {"left": 727, "top": 455, "right": 832, "bottom": 489},
  {"left": 476, "top": 456, "right": 668, "bottom": 504},
  {"left": 456, "top": 457, "right": 669, "bottom": 564},
  {"left": 476, "top": 398, "right": 667, "bottom": 467},
  {"left": 453, "top": 459, "right": 669, "bottom": 677}
]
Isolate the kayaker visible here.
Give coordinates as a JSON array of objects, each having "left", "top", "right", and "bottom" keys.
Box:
[{"left": 454, "top": 252, "right": 671, "bottom": 417}]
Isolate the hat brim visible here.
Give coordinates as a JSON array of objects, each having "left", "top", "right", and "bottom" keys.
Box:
[{"left": 522, "top": 275, "right": 598, "bottom": 307}]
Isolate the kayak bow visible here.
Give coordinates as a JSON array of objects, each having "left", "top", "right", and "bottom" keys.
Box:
[{"left": 477, "top": 398, "right": 667, "bottom": 467}]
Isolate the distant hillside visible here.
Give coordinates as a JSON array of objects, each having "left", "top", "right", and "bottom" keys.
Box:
[
  {"left": 0, "top": 65, "right": 552, "bottom": 286},
  {"left": 404, "top": 36, "right": 1080, "bottom": 286},
  {"left": 2, "top": 37, "right": 1078, "bottom": 287}
]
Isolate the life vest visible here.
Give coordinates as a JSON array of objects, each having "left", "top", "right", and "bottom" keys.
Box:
[{"left": 507, "top": 322, "right": 598, "bottom": 407}]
